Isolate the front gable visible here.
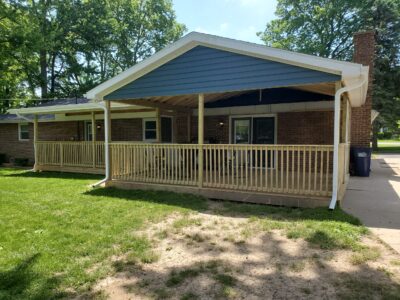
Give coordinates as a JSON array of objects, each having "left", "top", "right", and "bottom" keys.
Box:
[{"left": 105, "top": 46, "right": 340, "bottom": 100}]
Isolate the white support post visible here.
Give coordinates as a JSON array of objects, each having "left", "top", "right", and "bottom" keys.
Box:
[
  {"left": 105, "top": 101, "right": 111, "bottom": 180},
  {"left": 198, "top": 94, "right": 204, "bottom": 188},
  {"left": 91, "top": 112, "right": 96, "bottom": 168},
  {"left": 33, "top": 115, "right": 38, "bottom": 171}
]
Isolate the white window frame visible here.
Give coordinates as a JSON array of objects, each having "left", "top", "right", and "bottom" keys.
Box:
[
  {"left": 18, "top": 123, "right": 30, "bottom": 141},
  {"left": 229, "top": 114, "right": 277, "bottom": 145},
  {"left": 84, "top": 121, "right": 93, "bottom": 141},
  {"left": 143, "top": 118, "right": 157, "bottom": 142}
]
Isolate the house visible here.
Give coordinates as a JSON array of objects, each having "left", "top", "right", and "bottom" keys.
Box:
[{"left": 0, "top": 31, "right": 374, "bottom": 209}]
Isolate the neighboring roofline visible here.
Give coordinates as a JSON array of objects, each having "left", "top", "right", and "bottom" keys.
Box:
[
  {"left": 84, "top": 31, "right": 368, "bottom": 107},
  {"left": 8, "top": 101, "right": 141, "bottom": 115}
]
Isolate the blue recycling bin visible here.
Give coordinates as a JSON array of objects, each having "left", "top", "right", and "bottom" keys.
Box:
[{"left": 351, "top": 147, "right": 372, "bottom": 177}]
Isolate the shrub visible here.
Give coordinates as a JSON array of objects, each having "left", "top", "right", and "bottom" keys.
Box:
[
  {"left": 0, "top": 153, "right": 6, "bottom": 165},
  {"left": 14, "top": 158, "right": 30, "bottom": 167}
]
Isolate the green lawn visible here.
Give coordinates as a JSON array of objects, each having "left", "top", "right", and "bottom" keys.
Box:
[
  {"left": 375, "top": 139, "right": 400, "bottom": 153},
  {"left": 0, "top": 168, "right": 369, "bottom": 299},
  {"left": 0, "top": 169, "right": 206, "bottom": 299}
]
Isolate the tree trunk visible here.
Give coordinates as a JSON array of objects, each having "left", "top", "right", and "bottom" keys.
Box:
[
  {"left": 50, "top": 53, "right": 56, "bottom": 95},
  {"left": 40, "top": 49, "right": 47, "bottom": 98}
]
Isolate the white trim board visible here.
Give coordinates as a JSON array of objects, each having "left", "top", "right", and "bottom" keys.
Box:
[{"left": 193, "top": 101, "right": 334, "bottom": 117}]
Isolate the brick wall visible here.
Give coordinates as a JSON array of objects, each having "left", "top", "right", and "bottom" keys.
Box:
[
  {"left": 0, "top": 123, "right": 34, "bottom": 164},
  {"left": 351, "top": 31, "right": 375, "bottom": 147},
  {"left": 0, "top": 118, "right": 144, "bottom": 165},
  {"left": 95, "top": 118, "right": 142, "bottom": 141},
  {"left": 277, "top": 111, "right": 334, "bottom": 145},
  {"left": 191, "top": 115, "right": 230, "bottom": 144}
]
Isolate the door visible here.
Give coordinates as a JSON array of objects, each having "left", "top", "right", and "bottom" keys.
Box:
[
  {"left": 252, "top": 117, "right": 275, "bottom": 168},
  {"left": 161, "top": 117, "right": 173, "bottom": 143},
  {"left": 252, "top": 117, "right": 275, "bottom": 144}
]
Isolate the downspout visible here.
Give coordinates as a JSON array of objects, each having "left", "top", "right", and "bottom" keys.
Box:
[
  {"left": 329, "top": 74, "right": 367, "bottom": 210},
  {"left": 92, "top": 101, "right": 111, "bottom": 187}
]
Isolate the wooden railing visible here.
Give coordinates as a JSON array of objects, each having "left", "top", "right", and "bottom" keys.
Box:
[
  {"left": 111, "top": 143, "right": 199, "bottom": 186},
  {"left": 36, "top": 141, "right": 105, "bottom": 169},
  {"left": 111, "top": 143, "right": 334, "bottom": 197}
]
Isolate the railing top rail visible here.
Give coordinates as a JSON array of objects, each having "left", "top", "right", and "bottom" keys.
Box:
[
  {"left": 108, "top": 142, "right": 333, "bottom": 148},
  {"left": 36, "top": 141, "right": 104, "bottom": 144}
]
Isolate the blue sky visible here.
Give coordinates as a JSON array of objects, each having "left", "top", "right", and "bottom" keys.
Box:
[{"left": 172, "top": 0, "right": 278, "bottom": 44}]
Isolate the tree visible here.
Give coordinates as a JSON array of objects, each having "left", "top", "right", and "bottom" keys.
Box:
[
  {"left": 0, "top": 0, "right": 186, "bottom": 112},
  {"left": 258, "top": 0, "right": 400, "bottom": 149},
  {"left": 258, "top": 0, "right": 369, "bottom": 60}
]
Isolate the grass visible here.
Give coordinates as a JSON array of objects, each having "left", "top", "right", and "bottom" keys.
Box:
[
  {"left": 374, "top": 140, "right": 400, "bottom": 153},
  {"left": 0, "top": 169, "right": 207, "bottom": 299},
  {"left": 0, "top": 168, "right": 374, "bottom": 299},
  {"left": 350, "top": 247, "right": 381, "bottom": 265},
  {"left": 221, "top": 202, "right": 368, "bottom": 251},
  {"left": 172, "top": 216, "right": 202, "bottom": 229}
]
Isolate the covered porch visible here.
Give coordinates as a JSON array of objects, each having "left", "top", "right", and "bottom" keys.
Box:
[{"left": 13, "top": 32, "right": 367, "bottom": 208}]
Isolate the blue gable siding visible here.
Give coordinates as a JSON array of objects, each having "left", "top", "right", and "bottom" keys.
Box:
[{"left": 105, "top": 46, "right": 340, "bottom": 100}]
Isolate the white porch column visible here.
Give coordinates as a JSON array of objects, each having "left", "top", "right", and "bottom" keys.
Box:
[
  {"left": 105, "top": 101, "right": 112, "bottom": 180},
  {"left": 198, "top": 94, "right": 204, "bottom": 188},
  {"left": 91, "top": 112, "right": 96, "bottom": 168},
  {"left": 33, "top": 114, "right": 38, "bottom": 171}
]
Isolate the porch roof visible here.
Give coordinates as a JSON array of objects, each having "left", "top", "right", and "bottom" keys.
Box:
[
  {"left": 8, "top": 100, "right": 146, "bottom": 116},
  {"left": 85, "top": 32, "right": 369, "bottom": 107}
]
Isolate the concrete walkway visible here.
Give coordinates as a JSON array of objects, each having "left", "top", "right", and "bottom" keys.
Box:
[{"left": 342, "top": 154, "right": 400, "bottom": 253}]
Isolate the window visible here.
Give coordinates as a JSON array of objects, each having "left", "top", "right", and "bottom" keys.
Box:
[
  {"left": 233, "top": 119, "right": 251, "bottom": 144},
  {"left": 18, "top": 123, "right": 30, "bottom": 141},
  {"left": 143, "top": 119, "right": 157, "bottom": 141},
  {"left": 85, "top": 122, "right": 93, "bottom": 141}
]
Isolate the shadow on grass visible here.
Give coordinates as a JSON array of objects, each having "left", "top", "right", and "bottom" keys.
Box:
[
  {"left": 0, "top": 254, "right": 64, "bottom": 299},
  {"left": 85, "top": 186, "right": 362, "bottom": 227},
  {"left": 85, "top": 187, "right": 208, "bottom": 212},
  {"left": 3, "top": 170, "right": 102, "bottom": 181}
]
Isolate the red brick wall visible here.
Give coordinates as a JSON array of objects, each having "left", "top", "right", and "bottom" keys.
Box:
[
  {"left": 0, "top": 118, "right": 144, "bottom": 165},
  {"left": 0, "top": 123, "right": 34, "bottom": 164},
  {"left": 95, "top": 119, "right": 142, "bottom": 141},
  {"left": 191, "top": 115, "right": 230, "bottom": 144},
  {"left": 351, "top": 31, "right": 375, "bottom": 147},
  {"left": 38, "top": 121, "right": 84, "bottom": 141},
  {"left": 277, "top": 111, "right": 334, "bottom": 145}
]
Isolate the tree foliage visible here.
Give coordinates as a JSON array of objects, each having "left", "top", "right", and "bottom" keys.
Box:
[
  {"left": 0, "top": 0, "right": 186, "bottom": 112},
  {"left": 259, "top": 0, "right": 400, "bottom": 141}
]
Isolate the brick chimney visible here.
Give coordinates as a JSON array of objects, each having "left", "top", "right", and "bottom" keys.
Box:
[{"left": 350, "top": 31, "right": 375, "bottom": 147}]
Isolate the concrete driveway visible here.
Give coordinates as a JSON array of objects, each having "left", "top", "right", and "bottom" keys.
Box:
[{"left": 342, "top": 154, "right": 400, "bottom": 253}]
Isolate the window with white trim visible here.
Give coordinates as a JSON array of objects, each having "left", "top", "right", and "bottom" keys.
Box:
[
  {"left": 18, "top": 123, "right": 30, "bottom": 141},
  {"left": 85, "top": 121, "right": 93, "bottom": 141},
  {"left": 143, "top": 119, "right": 157, "bottom": 141}
]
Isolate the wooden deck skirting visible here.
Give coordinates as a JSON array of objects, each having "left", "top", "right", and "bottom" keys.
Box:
[{"left": 105, "top": 180, "right": 331, "bottom": 208}]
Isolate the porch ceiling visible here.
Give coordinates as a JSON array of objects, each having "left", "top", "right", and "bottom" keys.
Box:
[{"left": 111, "top": 83, "right": 335, "bottom": 110}]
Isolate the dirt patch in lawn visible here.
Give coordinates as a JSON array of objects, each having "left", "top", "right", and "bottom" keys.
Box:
[{"left": 92, "top": 201, "right": 400, "bottom": 299}]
